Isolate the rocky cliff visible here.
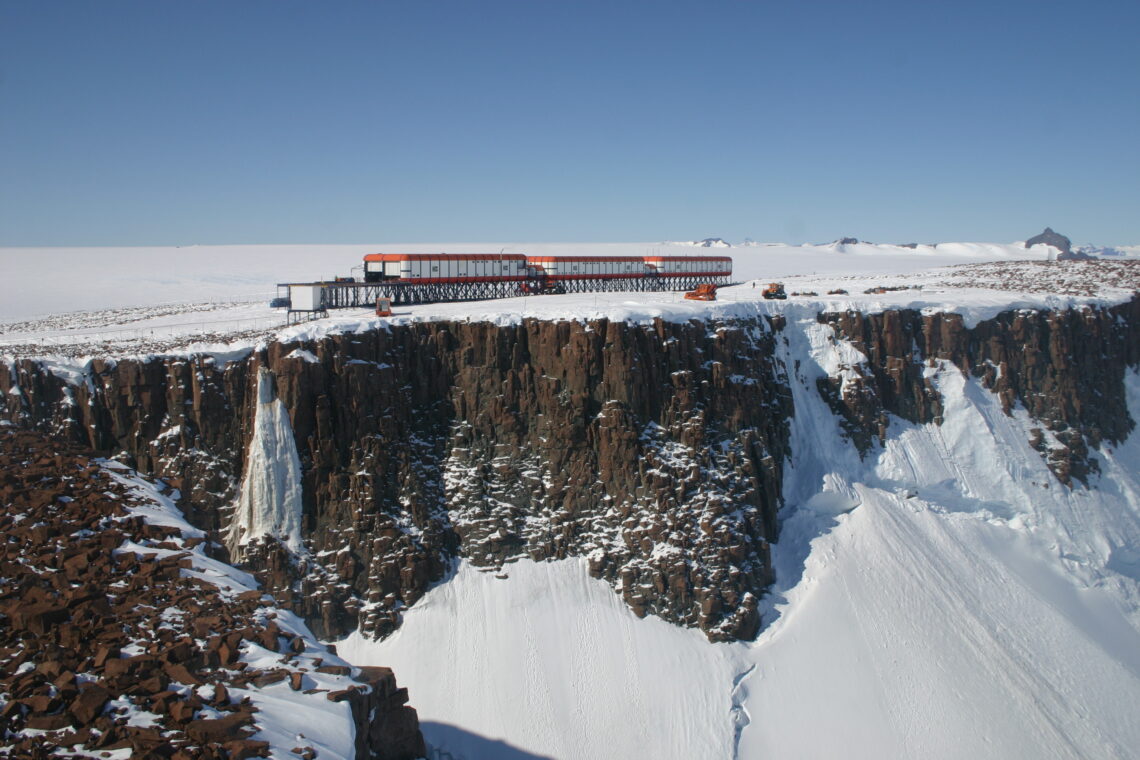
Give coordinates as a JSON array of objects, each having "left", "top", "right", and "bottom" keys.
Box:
[
  {"left": 2, "top": 317, "right": 792, "bottom": 644},
  {"left": 3, "top": 299, "right": 1138, "bottom": 645},
  {"left": 1025, "top": 227, "right": 1073, "bottom": 256},
  {"left": 817, "top": 296, "right": 1140, "bottom": 483}
]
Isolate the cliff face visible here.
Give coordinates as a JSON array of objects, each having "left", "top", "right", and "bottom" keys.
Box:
[
  {"left": 4, "top": 299, "right": 1138, "bottom": 643},
  {"left": 817, "top": 296, "right": 1140, "bottom": 483},
  {"left": 2, "top": 317, "right": 791, "bottom": 643}
]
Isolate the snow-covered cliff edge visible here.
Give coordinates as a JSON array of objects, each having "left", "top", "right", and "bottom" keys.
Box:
[{"left": 3, "top": 296, "right": 1137, "bottom": 643}]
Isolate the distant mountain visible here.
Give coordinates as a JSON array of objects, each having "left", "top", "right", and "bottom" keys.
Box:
[
  {"left": 1023, "top": 227, "right": 1093, "bottom": 260},
  {"left": 1076, "top": 244, "right": 1140, "bottom": 258},
  {"left": 667, "top": 238, "right": 733, "bottom": 248}
]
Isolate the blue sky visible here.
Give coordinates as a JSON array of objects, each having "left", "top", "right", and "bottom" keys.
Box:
[{"left": 1, "top": 0, "right": 1137, "bottom": 246}]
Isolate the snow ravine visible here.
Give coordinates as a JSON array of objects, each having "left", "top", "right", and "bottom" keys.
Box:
[
  {"left": 741, "top": 330, "right": 1140, "bottom": 760},
  {"left": 341, "top": 316, "right": 1140, "bottom": 760}
]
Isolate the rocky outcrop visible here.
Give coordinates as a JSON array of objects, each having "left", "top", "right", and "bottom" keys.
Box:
[
  {"left": 818, "top": 296, "right": 1140, "bottom": 483},
  {"left": 815, "top": 309, "right": 946, "bottom": 452},
  {"left": 0, "top": 427, "right": 425, "bottom": 760},
  {"left": 1025, "top": 227, "right": 1072, "bottom": 255},
  {"left": 1025, "top": 226, "right": 1092, "bottom": 260},
  {"left": 2, "top": 317, "right": 792, "bottom": 643}
]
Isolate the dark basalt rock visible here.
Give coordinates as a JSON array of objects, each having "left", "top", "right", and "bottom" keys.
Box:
[
  {"left": 1025, "top": 227, "right": 1091, "bottom": 260},
  {"left": 0, "top": 427, "right": 425, "bottom": 760},
  {"left": 817, "top": 297, "right": 1140, "bottom": 483},
  {"left": 1, "top": 317, "right": 792, "bottom": 643},
  {"left": 4, "top": 298, "right": 1137, "bottom": 646},
  {"left": 1026, "top": 226, "right": 1071, "bottom": 253}
]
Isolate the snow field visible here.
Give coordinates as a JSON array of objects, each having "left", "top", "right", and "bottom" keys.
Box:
[
  {"left": 0, "top": 240, "right": 1057, "bottom": 323},
  {"left": 4, "top": 239, "right": 1113, "bottom": 357}
]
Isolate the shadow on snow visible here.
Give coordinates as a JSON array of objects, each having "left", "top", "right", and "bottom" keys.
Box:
[{"left": 420, "top": 722, "right": 556, "bottom": 760}]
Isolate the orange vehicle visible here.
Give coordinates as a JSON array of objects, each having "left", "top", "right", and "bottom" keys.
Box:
[
  {"left": 684, "top": 283, "right": 718, "bottom": 301},
  {"left": 375, "top": 297, "right": 393, "bottom": 317},
  {"left": 761, "top": 282, "right": 787, "bottom": 300}
]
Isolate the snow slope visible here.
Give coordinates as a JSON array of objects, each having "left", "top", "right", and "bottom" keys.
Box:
[
  {"left": 338, "top": 560, "right": 747, "bottom": 760},
  {"left": 341, "top": 313, "right": 1140, "bottom": 760},
  {"left": 742, "top": 316, "right": 1140, "bottom": 760}
]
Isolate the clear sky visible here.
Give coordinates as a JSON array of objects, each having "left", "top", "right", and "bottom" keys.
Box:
[{"left": 1, "top": 0, "right": 1137, "bottom": 246}]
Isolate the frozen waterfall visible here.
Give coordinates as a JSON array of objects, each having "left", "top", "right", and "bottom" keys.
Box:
[{"left": 226, "top": 366, "right": 305, "bottom": 557}]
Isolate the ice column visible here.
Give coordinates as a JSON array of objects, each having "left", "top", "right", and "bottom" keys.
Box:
[{"left": 226, "top": 367, "right": 305, "bottom": 557}]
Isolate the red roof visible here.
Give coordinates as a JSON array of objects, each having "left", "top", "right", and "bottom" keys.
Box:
[
  {"left": 526, "top": 256, "right": 646, "bottom": 264},
  {"left": 364, "top": 253, "right": 527, "bottom": 262}
]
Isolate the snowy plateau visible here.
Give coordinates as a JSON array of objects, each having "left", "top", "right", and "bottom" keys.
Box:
[{"left": 2, "top": 240, "right": 1140, "bottom": 760}]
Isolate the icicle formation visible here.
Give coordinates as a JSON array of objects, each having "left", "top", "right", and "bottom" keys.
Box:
[{"left": 226, "top": 366, "right": 305, "bottom": 558}]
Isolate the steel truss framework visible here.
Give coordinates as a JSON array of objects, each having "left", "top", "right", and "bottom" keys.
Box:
[{"left": 289, "top": 273, "right": 733, "bottom": 316}]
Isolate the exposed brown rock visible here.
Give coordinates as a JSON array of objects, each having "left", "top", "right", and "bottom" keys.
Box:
[
  {"left": 185, "top": 713, "right": 254, "bottom": 744},
  {"left": 818, "top": 296, "right": 1140, "bottom": 483},
  {"left": 68, "top": 684, "right": 111, "bottom": 725},
  {"left": 0, "top": 428, "right": 425, "bottom": 760},
  {"left": 2, "top": 317, "right": 793, "bottom": 643},
  {"left": 3, "top": 296, "right": 1136, "bottom": 659}
]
